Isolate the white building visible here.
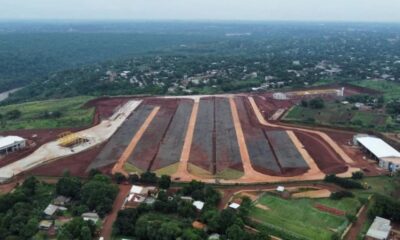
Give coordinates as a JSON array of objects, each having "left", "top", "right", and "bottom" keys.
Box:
[
  {"left": 366, "top": 217, "right": 391, "bottom": 240},
  {"left": 0, "top": 136, "right": 26, "bottom": 155},
  {"left": 354, "top": 135, "right": 400, "bottom": 172}
]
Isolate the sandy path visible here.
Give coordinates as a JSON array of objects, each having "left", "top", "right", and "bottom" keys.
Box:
[
  {"left": 292, "top": 189, "right": 331, "bottom": 198},
  {"left": 112, "top": 107, "right": 160, "bottom": 176},
  {"left": 228, "top": 97, "right": 268, "bottom": 180},
  {"left": 172, "top": 101, "right": 200, "bottom": 181},
  {"left": 286, "top": 130, "right": 324, "bottom": 177},
  {"left": 248, "top": 97, "right": 353, "bottom": 164}
]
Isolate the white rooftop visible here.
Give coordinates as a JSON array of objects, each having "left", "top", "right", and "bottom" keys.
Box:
[
  {"left": 366, "top": 216, "right": 391, "bottom": 240},
  {"left": 130, "top": 185, "right": 144, "bottom": 194},
  {"left": 276, "top": 186, "right": 285, "bottom": 192},
  {"left": 229, "top": 203, "right": 240, "bottom": 209},
  {"left": 0, "top": 136, "right": 25, "bottom": 149},
  {"left": 356, "top": 136, "right": 400, "bottom": 158},
  {"left": 193, "top": 201, "right": 205, "bottom": 211}
]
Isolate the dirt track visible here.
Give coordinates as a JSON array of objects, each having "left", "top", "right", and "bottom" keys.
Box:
[
  {"left": 248, "top": 97, "right": 354, "bottom": 164},
  {"left": 228, "top": 97, "right": 269, "bottom": 180},
  {"left": 112, "top": 107, "right": 160, "bottom": 176}
]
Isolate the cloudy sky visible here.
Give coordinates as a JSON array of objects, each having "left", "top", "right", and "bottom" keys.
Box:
[{"left": 1, "top": 0, "right": 400, "bottom": 22}]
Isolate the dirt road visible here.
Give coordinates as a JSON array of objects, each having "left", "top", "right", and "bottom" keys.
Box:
[
  {"left": 248, "top": 97, "right": 354, "bottom": 164},
  {"left": 112, "top": 107, "right": 160, "bottom": 176},
  {"left": 100, "top": 184, "right": 130, "bottom": 240},
  {"left": 173, "top": 101, "right": 199, "bottom": 181}
]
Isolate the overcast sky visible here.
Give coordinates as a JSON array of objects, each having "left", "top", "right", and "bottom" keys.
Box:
[{"left": 1, "top": 0, "right": 400, "bottom": 22}]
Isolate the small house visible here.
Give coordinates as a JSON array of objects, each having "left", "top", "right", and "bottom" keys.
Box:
[
  {"left": 82, "top": 212, "right": 100, "bottom": 223},
  {"left": 39, "top": 220, "right": 53, "bottom": 230},
  {"left": 193, "top": 201, "right": 205, "bottom": 211},
  {"left": 53, "top": 196, "right": 71, "bottom": 206}
]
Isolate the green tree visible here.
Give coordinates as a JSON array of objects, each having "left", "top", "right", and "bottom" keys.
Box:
[
  {"left": 158, "top": 175, "right": 171, "bottom": 189},
  {"left": 56, "top": 173, "right": 82, "bottom": 199}
]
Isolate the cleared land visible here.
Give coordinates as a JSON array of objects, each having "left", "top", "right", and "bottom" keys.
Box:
[
  {"left": 266, "top": 130, "right": 309, "bottom": 171},
  {"left": 87, "top": 105, "right": 155, "bottom": 170},
  {"left": 215, "top": 97, "right": 242, "bottom": 172},
  {"left": 188, "top": 98, "right": 214, "bottom": 172},
  {"left": 127, "top": 99, "right": 178, "bottom": 171},
  {"left": 0, "top": 100, "right": 141, "bottom": 182},
  {"left": 151, "top": 100, "right": 193, "bottom": 170},
  {"left": 112, "top": 106, "right": 160, "bottom": 175},
  {"left": 235, "top": 97, "right": 281, "bottom": 174},
  {"left": 0, "top": 96, "right": 94, "bottom": 131}
]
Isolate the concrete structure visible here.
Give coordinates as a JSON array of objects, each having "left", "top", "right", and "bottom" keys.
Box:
[
  {"left": 354, "top": 135, "right": 400, "bottom": 172},
  {"left": 82, "top": 212, "right": 100, "bottom": 223},
  {"left": 0, "top": 100, "right": 141, "bottom": 183},
  {"left": 366, "top": 217, "right": 391, "bottom": 240},
  {"left": 0, "top": 136, "right": 26, "bottom": 155},
  {"left": 272, "top": 92, "right": 288, "bottom": 100},
  {"left": 229, "top": 203, "right": 241, "bottom": 209},
  {"left": 193, "top": 201, "right": 205, "bottom": 211},
  {"left": 39, "top": 220, "right": 53, "bottom": 230}
]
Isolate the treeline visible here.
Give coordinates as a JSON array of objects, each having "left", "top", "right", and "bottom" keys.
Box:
[{"left": 113, "top": 180, "right": 270, "bottom": 240}]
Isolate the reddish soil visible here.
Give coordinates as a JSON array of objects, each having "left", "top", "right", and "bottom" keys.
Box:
[
  {"left": 84, "top": 96, "right": 134, "bottom": 124},
  {"left": 245, "top": 97, "right": 349, "bottom": 175},
  {"left": 314, "top": 203, "right": 346, "bottom": 216},
  {"left": 128, "top": 98, "right": 179, "bottom": 171},
  {"left": 100, "top": 184, "right": 131, "bottom": 240},
  {"left": 344, "top": 203, "right": 369, "bottom": 240},
  {"left": 295, "top": 131, "right": 348, "bottom": 174},
  {"left": 28, "top": 143, "right": 106, "bottom": 177},
  {"left": 0, "top": 128, "right": 83, "bottom": 167}
]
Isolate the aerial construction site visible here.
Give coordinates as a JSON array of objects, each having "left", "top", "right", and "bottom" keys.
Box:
[{"left": 0, "top": 85, "right": 385, "bottom": 184}]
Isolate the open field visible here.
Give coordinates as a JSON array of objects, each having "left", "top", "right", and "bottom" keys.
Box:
[
  {"left": 0, "top": 96, "right": 95, "bottom": 131},
  {"left": 0, "top": 86, "right": 374, "bottom": 183},
  {"left": 283, "top": 102, "right": 394, "bottom": 132},
  {"left": 251, "top": 193, "right": 361, "bottom": 240},
  {"left": 352, "top": 79, "right": 400, "bottom": 101}
]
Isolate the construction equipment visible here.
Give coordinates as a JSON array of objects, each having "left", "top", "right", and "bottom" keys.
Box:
[{"left": 58, "top": 131, "right": 88, "bottom": 147}]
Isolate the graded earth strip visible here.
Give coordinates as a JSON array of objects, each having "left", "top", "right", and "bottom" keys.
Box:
[
  {"left": 248, "top": 97, "right": 354, "bottom": 164},
  {"left": 286, "top": 130, "right": 323, "bottom": 175},
  {"left": 112, "top": 106, "right": 160, "bottom": 176},
  {"left": 228, "top": 97, "right": 267, "bottom": 179},
  {"left": 173, "top": 101, "right": 200, "bottom": 180}
]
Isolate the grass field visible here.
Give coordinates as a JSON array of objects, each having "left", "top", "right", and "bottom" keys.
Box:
[
  {"left": 0, "top": 96, "right": 94, "bottom": 131},
  {"left": 283, "top": 102, "right": 397, "bottom": 132},
  {"left": 352, "top": 79, "right": 400, "bottom": 101},
  {"left": 251, "top": 193, "right": 360, "bottom": 240}
]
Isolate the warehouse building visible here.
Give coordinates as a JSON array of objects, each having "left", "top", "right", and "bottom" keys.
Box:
[
  {"left": 354, "top": 134, "right": 400, "bottom": 172},
  {"left": 0, "top": 136, "right": 26, "bottom": 155}
]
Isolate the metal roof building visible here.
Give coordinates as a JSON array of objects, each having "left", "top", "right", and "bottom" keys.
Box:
[
  {"left": 0, "top": 136, "right": 26, "bottom": 154},
  {"left": 354, "top": 135, "right": 400, "bottom": 172},
  {"left": 366, "top": 216, "right": 391, "bottom": 240},
  {"left": 356, "top": 136, "right": 400, "bottom": 158}
]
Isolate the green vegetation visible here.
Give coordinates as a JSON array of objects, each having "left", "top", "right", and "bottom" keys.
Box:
[
  {"left": 0, "top": 96, "right": 94, "bottom": 130},
  {"left": 250, "top": 193, "right": 357, "bottom": 240},
  {"left": 353, "top": 80, "right": 400, "bottom": 101},
  {"left": 113, "top": 180, "right": 269, "bottom": 240},
  {"left": 0, "top": 177, "right": 54, "bottom": 239},
  {"left": 284, "top": 101, "right": 398, "bottom": 132}
]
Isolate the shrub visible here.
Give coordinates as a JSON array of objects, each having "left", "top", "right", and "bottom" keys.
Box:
[
  {"left": 324, "top": 175, "right": 364, "bottom": 189},
  {"left": 351, "top": 171, "right": 364, "bottom": 180},
  {"left": 330, "top": 191, "right": 354, "bottom": 200}
]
